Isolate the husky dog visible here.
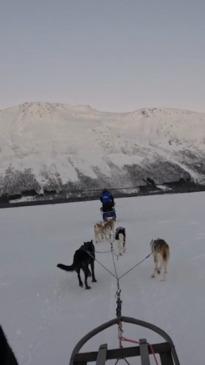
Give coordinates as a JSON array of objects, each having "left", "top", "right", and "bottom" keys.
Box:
[
  {"left": 94, "top": 220, "right": 115, "bottom": 243},
  {"left": 104, "top": 220, "right": 115, "bottom": 240},
  {"left": 57, "top": 240, "right": 97, "bottom": 289},
  {"left": 150, "top": 238, "right": 170, "bottom": 280},
  {"left": 94, "top": 222, "right": 105, "bottom": 243},
  {"left": 115, "top": 226, "right": 126, "bottom": 256}
]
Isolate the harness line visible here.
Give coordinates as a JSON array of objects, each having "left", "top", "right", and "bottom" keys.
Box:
[
  {"left": 119, "top": 253, "right": 152, "bottom": 280},
  {"left": 109, "top": 240, "right": 130, "bottom": 365},
  {"left": 83, "top": 249, "right": 117, "bottom": 279},
  {"left": 95, "top": 249, "right": 112, "bottom": 254},
  {"left": 119, "top": 336, "right": 159, "bottom": 365},
  {"left": 83, "top": 245, "right": 153, "bottom": 362}
]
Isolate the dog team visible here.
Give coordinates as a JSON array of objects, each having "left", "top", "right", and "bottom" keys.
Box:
[
  {"left": 57, "top": 189, "right": 170, "bottom": 289},
  {"left": 94, "top": 220, "right": 126, "bottom": 254}
]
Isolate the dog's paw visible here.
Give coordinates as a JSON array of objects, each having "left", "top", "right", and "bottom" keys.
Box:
[
  {"left": 92, "top": 278, "right": 97, "bottom": 282},
  {"left": 86, "top": 286, "right": 91, "bottom": 289},
  {"left": 151, "top": 274, "right": 155, "bottom": 278},
  {"left": 79, "top": 282, "right": 83, "bottom": 287}
]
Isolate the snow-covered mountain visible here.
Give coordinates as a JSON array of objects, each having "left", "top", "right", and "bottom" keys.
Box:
[{"left": 0, "top": 102, "right": 205, "bottom": 197}]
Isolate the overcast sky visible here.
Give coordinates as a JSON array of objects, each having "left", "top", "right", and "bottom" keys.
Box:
[{"left": 0, "top": 0, "right": 205, "bottom": 112}]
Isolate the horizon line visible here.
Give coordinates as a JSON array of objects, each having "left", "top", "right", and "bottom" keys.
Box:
[{"left": 0, "top": 100, "right": 204, "bottom": 115}]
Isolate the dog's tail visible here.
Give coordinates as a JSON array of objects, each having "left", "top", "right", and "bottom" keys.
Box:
[
  {"left": 57, "top": 263, "right": 75, "bottom": 272},
  {"left": 162, "top": 245, "right": 170, "bottom": 262}
]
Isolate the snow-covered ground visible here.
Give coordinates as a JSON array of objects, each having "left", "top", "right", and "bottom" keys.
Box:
[{"left": 1, "top": 192, "right": 205, "bottom": 364}]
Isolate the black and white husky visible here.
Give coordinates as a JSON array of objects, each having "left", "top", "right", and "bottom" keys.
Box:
[{"left": 115, "top": 226, "right": 126, "bottom": 255}]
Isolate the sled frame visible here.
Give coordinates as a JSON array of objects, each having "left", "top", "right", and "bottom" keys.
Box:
[{"left": 69, "top": 316, "right": 180, "bottom": 365}]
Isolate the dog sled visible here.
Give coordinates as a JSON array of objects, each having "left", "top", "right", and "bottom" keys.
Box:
[
  {"left": 69, "top": 316, "right": 180, "bottom": 365},
  {"left": 101, "top": 207, "right": 116, "bottom": 222}
]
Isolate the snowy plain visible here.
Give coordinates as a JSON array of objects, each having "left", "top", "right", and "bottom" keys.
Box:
[{"left": 1, "top": 191, "right": 205, "bottom": 364}]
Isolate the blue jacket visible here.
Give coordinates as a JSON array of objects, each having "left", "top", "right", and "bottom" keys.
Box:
[{"left": 100, "top": 191, "right": 114, "bottom": 207}]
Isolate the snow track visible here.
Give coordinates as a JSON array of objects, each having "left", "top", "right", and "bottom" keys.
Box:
[{"left": 1, "top": 192, "right": 205, "bottom": 364}]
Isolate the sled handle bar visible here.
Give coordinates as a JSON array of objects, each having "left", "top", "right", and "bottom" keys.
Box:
[{"left": 69, "top": 316, "right": 180, "bottom": 365}]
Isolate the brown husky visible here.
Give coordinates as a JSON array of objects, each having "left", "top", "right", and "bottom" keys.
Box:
[
  {"left": 94, "top": 220, "right": 115, "bottom": 243},
  {"left": 150, "top": 238, "right": 170, "bottom": 280}
]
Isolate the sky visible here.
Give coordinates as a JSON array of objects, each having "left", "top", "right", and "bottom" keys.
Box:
[{"left": 0, "top": 0, "right": 205, "bottom": 112}]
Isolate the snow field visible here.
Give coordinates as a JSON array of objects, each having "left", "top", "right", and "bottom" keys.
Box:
[{"left": 0, "top": 192, "right": 205, "bottom": 364}]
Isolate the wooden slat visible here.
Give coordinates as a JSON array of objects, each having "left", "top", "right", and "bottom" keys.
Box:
[
  {"left": 73, "top": 342, "right": 172, "bottom": 363},
  {"left": 139, "top": 339, "right": 150, "bottom": 365},
  {"left": 96, "top": 344, "right": 107, "bottom": 365}
]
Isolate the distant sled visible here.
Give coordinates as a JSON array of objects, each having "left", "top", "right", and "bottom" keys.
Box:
[{"left": 101, "top": 208, "right": 116, "bottom": 222}]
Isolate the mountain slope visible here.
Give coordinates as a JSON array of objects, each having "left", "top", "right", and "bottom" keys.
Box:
[{"left": 0, "top": 102, "right": 205, "bottom": 196}]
